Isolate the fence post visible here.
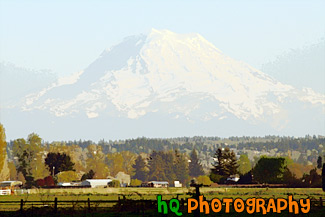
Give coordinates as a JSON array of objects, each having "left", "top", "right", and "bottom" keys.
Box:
[
  {"left": 142, "top": 200, "right": 145, "bottom": 217},
  {"left": 181, "top": 198, "right": 184, "bottom": 210},
  {"left": 54, "top": 197, "right": 58, "bottom": 213},
  {"left": 88, "top": 198, "right": 91, "bottom": 212},
  {"left": 320, "top": 197, "right": 323, "bottom": 207},
  {"left": 20, "top": 199, "right": 23, "bottom": 212},
  {"left": 194, "top": 184, "right": 202, "bottom": 217}
]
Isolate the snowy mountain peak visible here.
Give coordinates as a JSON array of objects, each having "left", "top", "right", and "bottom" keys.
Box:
[
  {"left": 21, "top": 29, "right": 325, "bottom": 133},
  {"left": 146, "top": 28, "right": 222, "bottom": 55}
]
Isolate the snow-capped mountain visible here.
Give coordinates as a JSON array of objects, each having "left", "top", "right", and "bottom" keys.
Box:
[
  {"left": 3, "top": 29, "right": 324, "bottom": 140},
  {"left": 0, "top": 63, "right": 56, "bottom": 107}
]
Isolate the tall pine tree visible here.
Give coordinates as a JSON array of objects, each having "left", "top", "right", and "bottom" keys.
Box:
[
  {"left": 173, "top": 150, "right": 189, "bottom": 185},
  {"left": 148, "top": 151, "right": 167, "bottom": 181},
  {"left": 210, "top": 147, "right": 238, "bottom": 182},
  {"left": 162, "top": 151, "right": 176, "bottom": 183},
  {"left": 322, "top": 163, "right": 325, "bottom": 191},
  {"left": 147, "top": 150, "right": 189, "bottom": 185},
  {"left": 317, "top": 156, "right": 322, "bottom": 169},
  {"left": 189, "top": 149, "right": 204, "bottom": 177},
  {"left": 132, "top": 155, "right": 148, "bottom": 182}
]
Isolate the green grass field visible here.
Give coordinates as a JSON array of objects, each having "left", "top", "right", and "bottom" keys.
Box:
[
  {"left": 0, "top": 187, "right": 324, "bottom": 216},
  {"left": 1, "top": 187, "right": 323, "bottom": 200}
]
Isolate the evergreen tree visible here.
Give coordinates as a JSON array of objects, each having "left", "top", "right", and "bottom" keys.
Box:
[
  {"left": 45, "top": 152, "right": 75, "bottom": 176},
  {"left": 173, "top": 150, "right": 189, "bottom": 185},
  {"left": 317, "top": 156, "right": 322, "bottom": 169},
  {"left": 162, "top": 151, "right": 176, "bottom": 183},
  {"left": 322, "top": 163, "right": 325, "bottom": 191},
  {"left": 211, "top": 147, "right": 238, "bottom": 176},
  {"left": 253, "top": 157, "right": 287, "bottom": 184},
  {"left": 303, "top": 168, "right": 322, "bottom": 187},
  {"left": 148, "top": 150, "right": 189, "bottom": 185},
  {"left": 148, "top": 151, "right": 167, "bottom": 181},
  {"left": 132, "top": 155, "right": 148, "bottom": 182},
  {"left": 189, "top": 149, "right": 204, "bottom": 177},
  {"left": 81, "top": 169, "right": 95, "bottom": 181}
]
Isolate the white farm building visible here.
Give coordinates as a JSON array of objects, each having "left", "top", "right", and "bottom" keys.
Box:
[{"left": 81, "top": 179, "right": 112, "bottom": 188}]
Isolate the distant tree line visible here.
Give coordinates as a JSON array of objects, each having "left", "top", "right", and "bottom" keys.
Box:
[
  {"left": 7, "top": 135, "right": 323, "bottom": 157},
  {"left": 236, "top": 136, "right": 325, "bottom": 152},
  {"left": 1, "top": 123, "right": 324, "bottom": 189}
]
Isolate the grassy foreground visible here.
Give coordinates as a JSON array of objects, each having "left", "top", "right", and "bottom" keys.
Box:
[
  {"left": 0, "top": 187, "right": 324, "bottom": 216},
  {"left": 1, "top": 187, "right": 324, "bottom": 200}
]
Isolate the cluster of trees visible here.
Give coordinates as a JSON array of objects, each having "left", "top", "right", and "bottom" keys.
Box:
[
  {"left": 236, "top": 136, "right": 325, "bottom": 153},
  {"left": 0, "top": 126, "right": 140, "bottom": 186},
  {"left": 11, "top": 133, "right": 50, "bottom": 186},
  {"left": 5, "top": 133, "right": 322, "bottom": 175},
  {"left": 2, "top": 129, "right": 207, "bottom": 187},
  {"left": 209, "top": 147, "right": 324, "bottom": 187},
  {"left": 7, "top": 135, "right": 322, "bottom": 161},
  {"left": 104, "top": 136, "right": 325, "bottom": 153},
  {"left": 1, "top": 123, "right": 324, "bottom": 189},
  {"left": 132, "top": 149, "right": 204, "bottom": 185},
  {"left": 210, "top": 147, "right": 239, "bottom": 183}
]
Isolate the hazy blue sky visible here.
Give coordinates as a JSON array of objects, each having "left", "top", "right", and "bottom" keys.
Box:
[
  {"left": 0, "top": 0, "right": 324, "bottom": 140},
  {"left": 1, "top": 0, "right": 324, "bottom": 81}
]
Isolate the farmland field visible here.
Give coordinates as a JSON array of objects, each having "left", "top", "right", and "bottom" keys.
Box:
[
  {"left": 0, "top": 187, "right": 324, "bottom": 216},
  {"left": 1, "top": 187, "right": 324, "bottom": 201}
]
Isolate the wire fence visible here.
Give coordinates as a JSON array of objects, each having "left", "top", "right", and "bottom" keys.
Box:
[{"left": 0, "top": 197, "right": 324, "bottom": 212}]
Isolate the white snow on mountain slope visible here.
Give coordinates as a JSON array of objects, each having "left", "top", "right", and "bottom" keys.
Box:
[
  {"left": 24, "top": 70, "right": 83, "bottom": 106},
  {"left": 57, "top": 70, "right": 83, "bottom": 86},
  {"left": 22, "top": 29, "right": 325, "bottom": 123}
]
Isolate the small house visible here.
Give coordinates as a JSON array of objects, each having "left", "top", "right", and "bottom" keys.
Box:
[
  {"left": 0, "top": 181, "right": 23, "bottom": 195},
  {"left": 81, "top": 179, "right": 112, "bottom": 188},
  {"left": 58, "top": 182, "right": 73, "bottom": 187},
  {"left": 174, "top": 181, "right": 182, "bottom": 187},
  {"left": 142, "top": 181, "right": 169, "bottom": 188},
  {"left": 226, "top": 175, "right": 240, "bottom": 184},
  {"left": 115, "top": 172, "right": 130, "bottom": 187}
]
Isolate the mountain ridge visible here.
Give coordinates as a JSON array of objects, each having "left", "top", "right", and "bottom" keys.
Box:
[
  {"left": 2, "top": 29, "right": 324, "bottom": 140},
  {"left": 22, "top": 29, "right": 324, "bottom": 120}
]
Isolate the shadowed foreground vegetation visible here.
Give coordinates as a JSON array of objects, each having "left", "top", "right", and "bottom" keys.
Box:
[{"left": 0, "top": 201, "right": 324, "bottom": 217}]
